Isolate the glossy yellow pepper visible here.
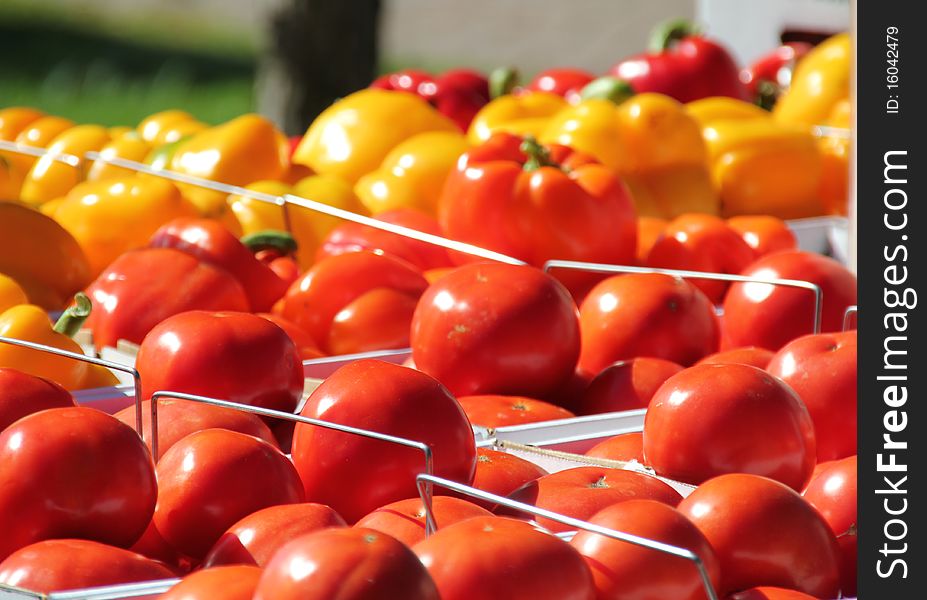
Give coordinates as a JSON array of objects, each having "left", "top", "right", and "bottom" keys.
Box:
[
  {"left": 818, "top": 98, "right": 851, "bottom": 215},
  {"left": 468, "top": 92, "right": 566, "bottom": 145},
  {"left": 0, "top": 274, "right": 28, "bottom": 313},
  {"left": 86, "top": 132, "right": 152, "bottom": 182},
  {"left": 0, "top": 107, "right": 45, "bottom": 141},
  {"left": 293, "top": 89, "right": 458, "bottom": 184},
  {"left": 1, "top": 115, "right": 74, "bottom": 198},
  {"left": 20, "top": 125, "right": 111, "bottom": 206},
  {"left": 0, "top": 202, "right": 91, "bottom": 310},
  {"left": 686, "top": 97, "right": 771, "bottom": 126},
  {"left": 229, "top": 175, "right": 369, "bottom": 269},
  {"left": 355, "top": 130, "right": 469, "bottom": 216},
  {"left": 51, "top": 175, "right": 197, "bottom": 277},
  {"left": 774, "top": 32, "right": 850, "bottom": 128},
  {"left": 138, "top": 109, "right": 198, "bottom": 144}
]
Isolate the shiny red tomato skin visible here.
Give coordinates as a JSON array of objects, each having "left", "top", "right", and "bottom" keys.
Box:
[
  {"left": 677, "top": 473, "right": 841, "bottom": 597},
  {"left": 0, "top": 407, "right": 156, "bottom": 560},
  {"left": 254, "top": 527, "right": 440, "bottom": 600},
  {"left": 802, "top": 455, "right": 857, "bottom": 596},
  {"left": 575, "top": 357, "right": 683, "bottom": 415},
  {"left": 0, "top": 368, "right": 75, "bottom": 432},
  {"left": 570, "top": 499, "right": 721, "bottom": 600},
  {"left": 721, "top": 250, "right": 857, "bottom": 351},
  {"left": 129, "top": 519, "right": 185, "bottom": 572},
  {"left": 644, "top": 363, "right": 815, "bottom": 490},
  {"left": 411, "top": 262, "right": 581, "bottom": 397},
  {"left": 503, "top": 466, "right": 682, "bottom": 533},
  {"left": 292, "top": 360, "right": 476, "bottom": 523},
  {"left": 257, "top": 313, "right": 325, "bottom": 360},
  {"left": 697, "top": 346, "right": 775, "bottom": 369},
  {"left": 767, "top": 330, "right": 857, "bottom": 461},
  {"left": 137, "top": 311, "right": 303, "bottom": 414},
  {"left": 327, "top": 287, "right": 420, "bottom": 355},
  {"left": 579, "top": 273, "right": 720, "bottom": 374},
  {"left": 154, "top": 428, "right": 305, "bottom": 560},
  {"left": 463, "top": 448, "right": 549, "bottom": 509},
  {"left": 726, "top": 215, "right": 797, "bottom": 258},
  {"left": 354, "top": 496, "right": 493, "bottom": 546},
  {"left": 203, "top": 503, "right": 347, "bottom": 568},
  {"left": 0, "top": 539, "right": 175, "bottom": 593},
  {"left": 457, "top": 394, "right": 574, "bottom": 427},
  {"left": 160, "top": 565, "right": 262, "bottom": 600},
  {"left": 727, "top": 587, "right": 819, "bottom": 600},
  {"left": 584, "top": 431, "right": 646, "bottom": 463},
  {"left": 413, "top": 516, "right": 595, "bottom": 600}
]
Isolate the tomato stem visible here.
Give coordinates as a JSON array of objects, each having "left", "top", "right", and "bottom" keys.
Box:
[
  {"left": 241, "top": 230, "right": 299, "bottom": 256},
  {"left": 489, "top": 67, "right": 519, "bottom": 99},
  {"left": 520, "top": 136, "right": 559, "bottom": 171}
]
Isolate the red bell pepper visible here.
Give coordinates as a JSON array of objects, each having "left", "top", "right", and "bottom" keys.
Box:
[
  {"left": 526, "top": 68, "right": 596, "bottom": 104},
  {"left": 608, "top": 19, "right": 748, "bottom": 103},
  {"left": 370, "top": 68, "right": 489, "bottom": 131},
  {"left": 741, "top": 42, "right": 813, "bottom": 109}
]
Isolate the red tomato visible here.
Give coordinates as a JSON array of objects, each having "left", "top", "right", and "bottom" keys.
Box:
[
  {"left": 281, "top": 251, "right": 428, "bottom": 354},
  {"left": 575, "top": 357, "right": 683, "bottom": 415},
  {"left": 677, "top": 474, "right": 841, "bottom": 597},
  {"left": 584, "top": 431, "right": 645, "bottom": 463},
  {"left": 0, "top": 539, "right": 174, "bottom": 593},
  {"left": 137, "top": 311, "right": 303, "bottom": 414},
  {"left": 129, "top": 519, "right": 185, "bottom": 572},
  {"left": 726, "top": 215, "right": 797, "bottom": 258},
  {"left": 115, "top": 398, "right": 278, "bottom": 461},
  {"left": 464, "top": 447, "right": 549, "bottom": 509},
  {"left": 354, "top": 496, "right": 493, "bottom": 546},
  {"left": 0, "top": 407, "right": 156, "bottom": 560},
  {"left": 160, "top": 565, "right": 262, "bottom": 600},
  {"left": 727, "top": 588, "right": 819, "bottom": 600},
  {"left": 326, "top": 287, "right": 420, "bottom": 355},
  {"left": 203, "top": 503, "right": 347, "bottom": 568},
  {"left": 413, "top": 516, "right": 595, "bottom": 600},
  {"left": 154, "top": 428, "right": 305, "bottom": 560},
  {"left": 254, "top": 528, "right": 440, "bottom": 600},
  {"left": 646, "top": 214, "right": 756, "bottom": 303},
  {"left": 578, "top": 273, "right": 720, "bottom": 374},
  {"left": 644, "top": 363, "right": 815, "bottom": 490},
  {"left": 525, "top": 68, "right": 596, "bottom": 103},
  {"left": 721, "top": 250, "right": 857, "bottom": 351},
  {"left": 802, "top": 455, "right": 857, "bottom": 597},
  {"left": 697, "top": 346, "right": 775, "bottom": 369},
  {"left": 457, "top": 394, "right": 574, "bottom": 427},
  {"left": 257, "top": 313, "right": 325, "bottom": 360},
  {"left": 0, "top": 368, "right": 75, "bottom": 432},
  {"left": 637, "top": 216, "right": 668, "bottom": 264},
  {"left": 570, "top": 499, "right": 721, "bottom": 600},
  {"left": 503, "top": 466, "right": 682, "bottom": 533},
  {"left": 292, "top": 360, "right": 476, "bottom": 523},
  {"left": 767, "top": 330, "right": 857, "bottom": 461},
  {"left": 411, "top": 263, "right": 580, "bottom": 397}
]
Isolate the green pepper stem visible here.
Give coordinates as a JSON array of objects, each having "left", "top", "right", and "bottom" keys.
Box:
[
  {"left": 489, "top": 67, "right": 519, "bottom": 99},
  {"left": 520, "top": 136, "right": 558, "bottom": 171},
  {"left": 53, "top": 292, "right": 92, "bottom": 338},
  {"left": 649, "top": 18, "right": 702, "bottom": 52},
  {"left": 579, "top": 77, "right": 636, "bottom": 105},
  {"left": 241, "top": 230, "right": 299, "bottom": 255}
]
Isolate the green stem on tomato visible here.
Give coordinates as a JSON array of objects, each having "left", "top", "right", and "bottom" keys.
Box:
[
  {"left": 520, "top": 136, "right": 558, "bottom": 171},
  {"left": 579, "top": 77, "right": 635, "bottom": 105},
  {"left": 489, "top": 67, "right": 519, "bottom": 99},
  {"left": 649, "top": 18, "right": 702, "bottom": 52},
  {"left": 241, "top": 230, "right": 299, "bottom": 256},
  {"left": 53, "top": 292, "right": 92, "bottom": 338}
]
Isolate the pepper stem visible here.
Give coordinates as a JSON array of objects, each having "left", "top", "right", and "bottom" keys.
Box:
[
  {"left": 489, "top": 67, "right": 519, "bottom": 99},
  {"left": 241, "top": 230, "right": 299, "bottom": 256},
  {"left": 579, "top": 77, "right": 635, "bottom": 105},
  {"left": 520, "top": 136, "right": 557, "bottom": 171},
  {"left": 53, "top": 292, "right": 92, "bottom": 338},
  {"left": 649, "top": 19, "right": 702, "bottom": 52}
]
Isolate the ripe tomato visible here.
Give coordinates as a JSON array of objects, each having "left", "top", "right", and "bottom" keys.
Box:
[
  {"left": 281, "top": 251, "right": 428, "bottom": 354},
  {"left": 254, "top": 528, "right": 440, "bottom": 600},
  {"left": 646, "top": 214, "right": 756, "bottom": 303},
  {"left": 411, "top": 262, "right": 580, "bottom": 397},
  {"left": 457, "top": 394, "right": 574, "bottom": 427},
  {"left": 203, "top": 503, "right": 347, "bottom": 568},
  {"left": 584, "top": 431, "right": 645, "bottom": 463},
  {"left": 697, "top": 346, "right": 775, "bottom": 369},
  {"left": 0, "top": 407, "right": 156, "bottom": 560},
  {"left": 160, "top": 565, "right": 262, "bottom": 600},
  {"left": 0, "top": 368, "right": 75, "bottom": 432},
  {"left": 575, "top": 357, "right": 683, "bottom": 415},
  {"left": 726, "top": 215, "right": 797, "bottom": 258},
  {"left": 413, "top": 516, "right": 595, "bottom": 600},
  {"left": 0, "top": 539, "right": 174, "bottom": 593},
  {"left": 129, "top": 519, "right": 185, "bottom": 572},
  {"left": 570, "top": 499, "right": 721, "bottom": 600},
  {"left": 727, "top": 588, "right": 819, "bottom": 600},
  {"left": 721, "top": 250, "right": 857, "bottom": 351},
  {"left": 354, "top": 496, "right": 493, "bottom": 546},
  {"left": 802, "top": 455, "right": 857, "bottom": 597},
  {"left": 677, "top": 473, "right": 840, "bottom": 597},
  {"left": 292, "top": 360, "right": 476, "bottom": 523},
  {"left": 463, "top": 447, "right": 549, "bottom": 509},
  {"left": 503, "top": 466, "right": 682, "bottom": 533},
  {"left": 326, "top": 287, "right": 420, "bottom": 355},
  {"left": 636, "top": 216, "right": 668, "bottom": 264},
  {"left": 578, "top": 273, "right": 719, "bottom": 374},
  {"left": 115, "top": 398, "right": 278, "bottom": 461},
  {"left": 154, "top": 428, "right": 305, "bottom": 560},
  {"left": 137, "top": 311, "right": 303, "bottom": 414},
  {"left": 257, "top": 313, "right": 325, "bottom": 359},
  {"left": 767, "top": 330, "right": 857, "bottom": 461},
  {"left": 644, "top": 363, "right": 815, "bottom": 490}
]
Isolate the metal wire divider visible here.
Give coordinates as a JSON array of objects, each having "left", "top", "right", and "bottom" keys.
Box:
[
  {"left": 414, "top": 473, "right": 719, "bottom": 600},
  {"left": 843, "top": 305, "right": 858, "bottom": 331},
  {"left": 544, "top": 259, "right": 825, "bottom": 335}
]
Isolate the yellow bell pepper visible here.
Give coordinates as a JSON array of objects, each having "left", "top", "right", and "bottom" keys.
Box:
[
  {"left": 0, "top": 274, "right": 28, "bottom": 313},
  {"left": 774, "top": 33, "right": 851, "bottom": 128},
  {"left": 818, "top": 98, "right": 851, "bottom": 216},
  {"left": 51, "top": 175, "right": 197, "bottom": 277},
  {"left": 1, "top": 115, "right": 75, "bottom": 199},
  {"left": 0, "top": 107, "right": 45, "bottom": 141},
  {"left": 20, "top": 125, "right": 111, "bottom": 206},
  {"left": 355, "top": 130, "right": 469, "bottom": 216},
  {"left": 468, "top": 92, "right": 566, "bottom": 145},
  {"left": 107, "top": 126, "right": 133, "bottom": 139},
  {"left": 686, "top": 97, "right": 771, "bottom": 126},
  {"left": 293, "top": 89, "right": 458, "bottom": 184},
  {"left": 86, "top": 132, "right": 152, "bottom": 182},
  {"left": 138, "top": 109, "right": 198, "bottom": 144},
  {"left": 229, "top": 175, "right": 368, "bottom": 269},
  {"left": 0, "top": 202, "right": 91, "bottom": 310}
]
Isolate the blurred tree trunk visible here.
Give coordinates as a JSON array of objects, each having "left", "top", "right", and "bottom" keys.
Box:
[{"left": 258, "top": 0, "right": 382, "bottom": 135}]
